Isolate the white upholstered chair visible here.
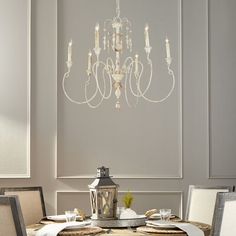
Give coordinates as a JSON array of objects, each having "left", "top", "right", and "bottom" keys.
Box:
[
  {"left": 0, "top": 186, "right": 46, "bottom": 226},
  {"left": 185, "top": 185, "right": 232, "bottom": 225},
  {"left": 0, "top": 195, "right": 27, "bottom": 236},
  {"left": 211, "top": 192, "right": 236, "bottom": 236}
]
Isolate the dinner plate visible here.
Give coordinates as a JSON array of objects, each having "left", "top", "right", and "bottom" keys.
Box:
[
  {"left": 47, "top": 215, "right": 82, "bottom": 221},
  {"left": 146, "top": 220, "right": 177, "bottom": 229}
]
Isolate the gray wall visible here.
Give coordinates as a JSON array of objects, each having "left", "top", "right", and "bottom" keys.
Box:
[{"left": 0, "top": 0, "right": 236, "bottom": 217}]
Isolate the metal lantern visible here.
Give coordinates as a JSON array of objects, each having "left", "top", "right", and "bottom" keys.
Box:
[{"left": 88, "top": 166, "right": 119, "bottom": 220}]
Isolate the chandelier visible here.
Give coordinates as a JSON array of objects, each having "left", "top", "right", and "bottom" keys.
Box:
[{"left": 62, "top": 0, "right": 175, "bottom": 109}]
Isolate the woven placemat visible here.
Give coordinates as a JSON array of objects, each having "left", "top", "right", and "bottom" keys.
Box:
[
  {"left": 137, "top": 221, "right": 211, "bottom": 235},
  {"left": 58, "top": 226, "right": 104, "bottom": 235},
  {"left": 137, "top": 226, "right": 184, "bottom": 234}
]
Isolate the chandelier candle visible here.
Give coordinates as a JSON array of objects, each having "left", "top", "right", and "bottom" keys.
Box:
[
  {"left": 95, "top": 23, "right": 100, "bottom": 50},
  {"left": 87, "top": 50, "right": 92, "bottom": 76},
  {"left": 165, "top": 38, "right": 171, "bottom": 59},
  {"left": 62, "top": 0, "right": 176, "bottom": 108},
  {"left": 67, "top": 40, "right": 72, "bottom": 63},
  {"left": 144, "top": 24, "right": 150, "bottom": 48}
]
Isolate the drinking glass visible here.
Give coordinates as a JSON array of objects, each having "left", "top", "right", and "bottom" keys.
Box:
[
  {"left": 159, "top": 209, "right": 171, "bottom": 221},
  {"left": 65, "top": 210, "right": 77, "bottom": 222},
  {"left": 117, "top": 207, "right": 125, "bottom": 218}
]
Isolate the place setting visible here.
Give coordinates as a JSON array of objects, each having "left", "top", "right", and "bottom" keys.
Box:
[
  {"left": 137, "top": 208, "right": 210, "bottom": 235},
  {"left": 26, "top": 208, "right": 103, "bottom": 236}
]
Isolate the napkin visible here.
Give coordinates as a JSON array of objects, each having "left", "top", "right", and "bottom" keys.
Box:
[
  {"left": 36, "top": 221, "right": 91, "bottom": 236},
  {"left": 174, "top": 223, "right": 204, "bottom": 236},
  {"left": 146, "top": 220, "right": 204, "bottom": 236}
]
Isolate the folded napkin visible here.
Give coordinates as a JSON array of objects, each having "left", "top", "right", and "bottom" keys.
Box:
[
  {"left": 36, "top": 221, "right": 91, "bottom": 236},
  {"left": 173, "top": 223, "right": 204, "bottom": 236},
  {"left": 146, "top": 220, "right": 204, "bottom": 236}
]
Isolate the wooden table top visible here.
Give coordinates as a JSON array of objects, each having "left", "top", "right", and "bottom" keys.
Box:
[{"left": 26, "top": 221, "right": 211, "bottom": 236}]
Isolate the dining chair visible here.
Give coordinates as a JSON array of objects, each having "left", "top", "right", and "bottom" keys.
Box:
[
  {"left": 0, "top": 186, "right": 46, "bottom": 226},
  {"left": 211, "top": 192, "right": 236, "bottom": 236},
  {"left": 0, "top": 195, "right": 27, "bottom": 236},
  {"left": 185, "top": 185, "right": 233, "bottom": 225}
]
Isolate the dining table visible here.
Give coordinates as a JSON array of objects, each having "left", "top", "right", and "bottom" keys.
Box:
[{"left": 26, "top": 220, "right": 211, "bottom": 236}]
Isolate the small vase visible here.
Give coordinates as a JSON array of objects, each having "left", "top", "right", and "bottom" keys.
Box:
[{"left": 119, "top": 208, "right": 137, "bottom": 219}]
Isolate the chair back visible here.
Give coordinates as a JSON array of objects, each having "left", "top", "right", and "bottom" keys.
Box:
[
  {"left": 185, "top": 185, "right": 233, "bottom": 225},
  {"left": 0, "top": 186, "right": 46, "bottom": 226},
  {"left": 211, "top": 192, "right": 236, "bottom": 236},
  {"left": 0, "top": 195, "right": 27, "bottom": 236}
]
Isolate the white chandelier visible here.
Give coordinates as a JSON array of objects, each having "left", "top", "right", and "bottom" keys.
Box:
[{"left": 62, "top": 0, "right": 175, "bottom": 109}]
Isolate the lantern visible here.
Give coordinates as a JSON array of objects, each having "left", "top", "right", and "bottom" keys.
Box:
[{"left": 88, "top": 166, "right": 119, "bottom": 220}]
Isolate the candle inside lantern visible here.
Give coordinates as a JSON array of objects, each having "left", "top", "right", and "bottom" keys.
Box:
[
  {"left": 95, "top": 23, "right": 100, "bottom": 49},
  {"left": 165, "top": 38, "right": 171, "bottom": 59},
  {"left": 144, "top": 24, "right": 150, "bottom": 48},
  {"left": 68, "top": 39, "right": 72, "bottom": 62}
]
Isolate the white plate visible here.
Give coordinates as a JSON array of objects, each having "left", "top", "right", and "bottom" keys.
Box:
[
  {"left": 65, "top": 221, "right": 91, "bottom": 230},
  {"left": 146, "top": 220, "right": 177, "bottom": 229},
  {"left": 47, "top": 215, "right": 82, "bottom": 221}
]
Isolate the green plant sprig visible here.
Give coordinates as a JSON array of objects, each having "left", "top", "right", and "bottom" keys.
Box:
[{"left": 123, "top": 191, "right": 134, "bottom": 208}]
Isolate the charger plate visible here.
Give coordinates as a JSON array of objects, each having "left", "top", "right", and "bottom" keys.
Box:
[
  {"left": 59, "top": 226, "right": 104, "bottom": 235},
  {"left": 137, "top": 226, "right": 184, "bottom": 234},
  {"left": 137, "top": 221, "right": 211, "bottom": 235}
]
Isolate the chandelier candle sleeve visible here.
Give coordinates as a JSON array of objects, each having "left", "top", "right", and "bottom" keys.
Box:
[
  {"left": 95, "top": 23, "right": 100, "bottom": 49},
  {"left": 165, "top": 38, "right": 171, "bottom": 58},
  {"left": 67, "top": 39, "right": 72, "bottom": 62},
  {"left": 144, "top": 24, "right": 150, "bottom": 48}
]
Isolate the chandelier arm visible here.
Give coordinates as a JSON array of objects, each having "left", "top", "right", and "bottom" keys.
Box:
[
  {"left": 85, "top": 61, "right": 107, "bottom": 109},
  {"left": 106, "top": 57, "right": 115, "bottom": 72},
  {"left": 128, "top": 61, "right": 144, "bottom": 98},
  {"left": 92, "top": 60, "right": 108, "bottom": 99},
  {"left": 62, "top": 69, "right": 96, "bottom": 105},
  {"left": 122, "top": 57, "right": 133, "bottom": 69},
  {"left": 134, "top": 62, "right": 144, "bottom": 98},
  {"left": 139, "top": 59, "right": 154, "bottom": 96},
  {"left": 138, "top": 64, "right": 176, "bottom": 103},
  {"left": 124, "top": 68, "right": 132, "bottom": 108},
  {"left": 85, "top": 85, "right": 104, "bottom": 109},
  {"left": 128, "top": 62, "right": 138, "bottom": 97}
]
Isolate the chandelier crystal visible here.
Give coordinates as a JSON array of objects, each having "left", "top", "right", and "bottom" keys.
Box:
[{"left": 62, "top": 0, "right": 175, "bottom": 109}]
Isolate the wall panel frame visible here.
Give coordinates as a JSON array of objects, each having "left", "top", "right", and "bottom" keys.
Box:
[{"left": 56, "top": 0, "right": 183, "bottom": 179}]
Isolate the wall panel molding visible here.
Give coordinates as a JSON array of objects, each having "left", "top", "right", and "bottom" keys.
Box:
[
  {"left": 0, "top": 0, "right": 31, "bottom": 178},
  {"left": 56, "top": 190, "right": 183, "bottom": 218},
  {"left": 56, "top": 0, "right": 183, "bottom": 179},
  {"left": 207, "top": 0, "right": 236, "bottom": 179}
]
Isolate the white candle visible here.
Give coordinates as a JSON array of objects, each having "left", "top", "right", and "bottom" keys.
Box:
[
  {"left": 87, "top": 50, "right": 92, "bottom": 71},
  {"left": 68, "top": 39, "right": 72, "bottom": 62},
  {"left": 165, "top": 38, "right": 171, "bottom": 58},
  {"left": 95, "top": 23, "right": 100, "bottom": 49},
  {"left": 144, "top": 24, "right": 150, "bottom": 47}
]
